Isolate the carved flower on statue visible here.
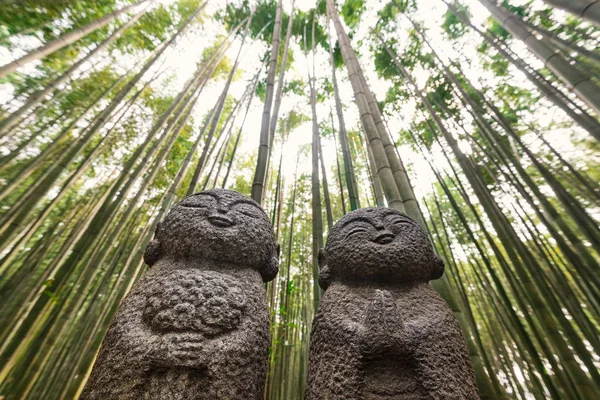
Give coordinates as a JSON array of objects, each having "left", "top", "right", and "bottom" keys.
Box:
[{"left": 143, "top": 270, "right": 246, "bottom": 337}]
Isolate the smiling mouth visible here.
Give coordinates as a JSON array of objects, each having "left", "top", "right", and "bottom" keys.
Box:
[
  {"left": 208, "top": 215, "right": 234, "bottom": 227},
  {"left": 373, "top": 233, "right": 394, "bottom": 245}
]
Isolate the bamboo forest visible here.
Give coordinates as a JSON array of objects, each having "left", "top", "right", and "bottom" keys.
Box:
[{"left": 0, "top": 0, "right": 599, "bottom": 398}]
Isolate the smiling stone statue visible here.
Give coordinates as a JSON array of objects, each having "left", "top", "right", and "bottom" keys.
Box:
[
  {"left": 305, "top": 208, "right": 479, "bottom": 400},
  {"left": 81, "top": 189, "right": 279, "bottom": 400}
]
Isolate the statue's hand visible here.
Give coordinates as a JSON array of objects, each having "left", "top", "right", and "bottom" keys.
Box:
[
  {"left": 149, "top": 332, "right": 212, "bottom": 369},
  {"left": 360, "top": 289, "right": 404, "bottom": 356}
]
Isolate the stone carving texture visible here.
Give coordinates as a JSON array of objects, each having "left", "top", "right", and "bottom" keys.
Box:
[
  {"left": 305, "top": 208, "right": 479, "bottom": 400},
  {"left": 81, "top": 189, "right": 279, "bottom": 400}
]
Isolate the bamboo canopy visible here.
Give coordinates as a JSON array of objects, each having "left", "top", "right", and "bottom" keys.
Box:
[{"left": 0, "top": 0, "right": 598, "bottom": 398}]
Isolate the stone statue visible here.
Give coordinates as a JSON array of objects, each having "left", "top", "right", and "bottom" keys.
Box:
[
  {"left": 305, "top": 208, "right": 479, "bottom": 400},
  {"left": 81, "top": 189, "right": 279, "bottom": 400}
]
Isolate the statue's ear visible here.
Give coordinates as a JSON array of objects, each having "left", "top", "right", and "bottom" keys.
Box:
[
  {"left": 143, "top": 222, "right": 163, "bottom": 267},
  {"left": 261, "top": 243, "right": 280, "bottom": 282},
  {"left": 318, "top": 249, "right": 332, "bottom": 290},
  {"left": 143, "top": 239, "right": 162, "bottom": 267},
  {"left": 429, "top": 254, "right": 445, "bottom": 281}
]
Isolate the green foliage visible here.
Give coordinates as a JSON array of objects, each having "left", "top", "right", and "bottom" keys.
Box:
[
  {"left": 140, "top": 85, "right": 174, "bottom": 117},
  {"left": 230, "top": 153, "right": 257, "bottom": 196},
  {"left": 287, "top": 109, "right": 310, "bottom": 130},
  {"left": 500, "top": 0, "right": 529, "bottom": 18},
  {"left": 479, "top": 50, "right": 510, "bottom": 76},
  {"left": 276, "top": 39, "right": 295, "bottom": 74},
  {"left": 527, "top": 6, "right": 600, "bottom": 49},
  {"left": 293, "top": 8, "right": 328, "bottom": 51},
  {"left": 404, "top": 30, "right": 435, "bottom": 68},
  {"left": 174, "top": 0, "right": 207, "bottom": 20},
  {"left": 316, "top": 78, "right": 333, "bottom": 102},
  {"left": 399, "top": 120, "right": 435, "bottom": 149},
  {"left": 528, "top": 7, "right": 555, "bottom": 29},
  {"left": 340, "top": 0, "right": 366, "bottom": 30},
  {"left": 59, "top": 67, "right": 121, "bottom": 113},
  {"left": 284, "top": 79, "right": 306, "bottom": 96},
  {"left": 218, "top": 96, "right": 236, "bottom": 128},
  {"left": 256, "top": 78, "right": 266, "bottom": 102},
  {"left": 495, "top": 82, "right": 535, "bottom": 114},
  {"left": 377, "top": 2, "right": 401, "bottom": 26},
  {"left": 381, "top": 0, "right": 416, "bottom": 18},
  {"left": 216, "top": 1, "right": 329, "bottom": 50},
  {"left": 43, "top": 289, "right": 59, "bottom": 303},
  {"left": 157, "top": 123, "right": 194, "bottom": 189},
  {"left": 373, "top": 30, "right": 434, "bottom": 82},
  {"left": 332, "top": 39, "right": 344, "bottom": 68},
  {"left": 425, "top": 75, "right": 456, "bottom": 118},
  {"left": 319, "top": 120, "right": 333, "bottom": 138},
  {"left": 485, "top": 18, "right": 510, "bottom": 41},
  {"left": 372, "top": 38, "right": 399, "bottom": 80},
  {"left": 200, "top": 36, "right": 236, "bottom": 80},
  {"left": 0, "top": 0, "right": 127, "bottom": 48},
  {"left": 216, "top": 0, "right": 273, "bottom": 41},
  {"left": 114, "top": 5, "right": 175, "bottom": 53},
  {"left": 441, "top": 3, "right": 469, "bottom": 39},
  {"left": 483, "top": 1, "right": 529, "bottom": 43},
  {"left": 381, "top": 85, "right": 410, "bottom": 112},
  {"left": 316, "top": 0, "right": 327, "bottom": 15},
  {"left": 287, "top": 279, "right": 296, "bottom": 294}
]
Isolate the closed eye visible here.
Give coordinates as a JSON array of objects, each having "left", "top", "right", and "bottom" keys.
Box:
[
  {"left": 180, "top": 200, "right": 213, "bottom": 208},
  {"left": 238, "top": 209, "right": 259, "bottom": 218},
  {"left": 387, "top": 216, "right": 414, "bottom": 227},
  {"left": 392, "top": 220, "right": 412, "bottom": 226},
  {"left": 345, "top": 227, "right": 369, "bottom": 239},
  {"left": 234, "top": 203, "right": 262, "bottom": 218}
]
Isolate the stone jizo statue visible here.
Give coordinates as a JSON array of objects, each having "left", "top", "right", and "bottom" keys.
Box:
[
  {"left": 305, "top": 208, "right": 479, "bottom": 400},
  {"left": 81, "top": 189, "right": 279, "bottom": 400}
]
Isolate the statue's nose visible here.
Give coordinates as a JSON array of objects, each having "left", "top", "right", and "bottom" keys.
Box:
[
  {"left": 217, "top": 201, "right": 231, "bottom": 214},
  {"left": 208, "top": 206, "right": 234, "bottom": 227},
  {"left": 372, "top": 219, "right": 385, "bottom": 230}
]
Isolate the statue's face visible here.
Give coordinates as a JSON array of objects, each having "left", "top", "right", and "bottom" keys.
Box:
[
  {"left": 156, "top": 189, "right": 277, "bottom": 273},
  {"left": 324, "top": 208, "right": 442, "bottom": 283}
]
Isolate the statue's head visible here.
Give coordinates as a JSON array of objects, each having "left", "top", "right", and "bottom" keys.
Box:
[
  {"left": 143, "top": 189, "right": 279, "bottom": 282},
  {"left": 319, "top": 208, "right": 444, "bottom": 289}
]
